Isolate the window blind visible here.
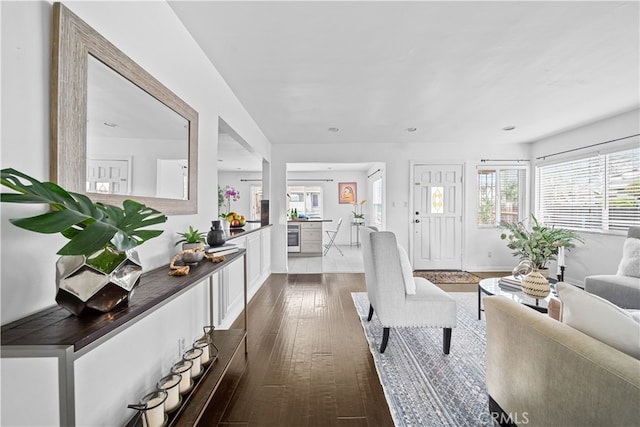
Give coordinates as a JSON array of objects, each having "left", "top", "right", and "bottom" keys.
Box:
[{"left": 536, "top": 147, "right": 639, "bottom": 232}]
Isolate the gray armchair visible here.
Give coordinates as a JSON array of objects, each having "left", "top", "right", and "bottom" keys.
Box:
[
  {"left": 361, "top": 227, "right": 457, "bottom": 353},
  {"left": 584, "top": 226, "right": 640, "bottom": 309}
]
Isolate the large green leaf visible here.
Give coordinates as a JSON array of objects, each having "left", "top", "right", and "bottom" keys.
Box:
[{"left": 1, "top": 168, "right": 167, "bottom": 255}]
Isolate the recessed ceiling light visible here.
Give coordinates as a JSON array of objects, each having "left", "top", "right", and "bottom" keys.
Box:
[
  {"left": 328, "top": 127, "right": 339, "bottom": 132},
  {"left": 103, "top": 122, "right": 117, "bottom": 127},
  {"left": 406, "top": 127, "right": 417, "bottom": 133},
  {"left": 502, "top": 126, "right": 516, "bottom": 131}
]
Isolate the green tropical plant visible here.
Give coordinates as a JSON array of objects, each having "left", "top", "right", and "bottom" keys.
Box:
[
  {"left": 175, "top": 225, "right": 206, "bottom": 246},
  {"left": 499, "top": 214, "right": 583, "bottom": 269},
  {"left": 1, "top": 168, "right": 167, "bottom": 257}
]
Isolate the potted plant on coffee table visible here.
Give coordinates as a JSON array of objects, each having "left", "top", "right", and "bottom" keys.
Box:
[
  {"left": 500, "top": 214, "right": 583, "bottom": 299},
  {"left": 1, "top": 168, "right": 167, "bottom": 316},
  {"left": 500, "top": 214, "right": 583, "bottom": 274}
]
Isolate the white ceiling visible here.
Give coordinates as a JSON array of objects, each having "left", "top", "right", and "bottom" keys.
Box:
[{"left": 171, "top": 0, "right": 639, "bottom": 154}]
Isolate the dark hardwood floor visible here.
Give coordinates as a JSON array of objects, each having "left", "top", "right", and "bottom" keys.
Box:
[
  {"left": 201, "top": 271, "right": 507, "bottom": 426},
  {"left": 204, "top": 273, "right": 394, "bottom": 427}
]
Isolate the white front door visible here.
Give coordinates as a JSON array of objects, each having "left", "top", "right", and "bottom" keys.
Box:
[{"left": 413, "top": 164, "right": 463, "bottom": 270}]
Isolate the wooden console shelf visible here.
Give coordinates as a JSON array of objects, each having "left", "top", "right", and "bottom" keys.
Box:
[
  {"left": 126, "top": 329, "right": 246, "bottom": 427},
  {"left": 1, "top": 249, "right": 248, "bottom": 427}
]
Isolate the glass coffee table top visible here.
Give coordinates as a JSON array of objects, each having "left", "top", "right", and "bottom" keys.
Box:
[{"left": 478, "top": 277, "right": 556, "bottom": 319}]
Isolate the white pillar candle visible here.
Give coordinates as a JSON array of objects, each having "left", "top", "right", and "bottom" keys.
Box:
[
  {"left": 194, "top": 339, "right": 210, "bottom": 364},
  {"left": 183, "top": 348, "right": 203, "bottom": 378},
  {"left": 558, "top": 247, "right": 565, "bottom": 267},
  {"left": 139, "top": 391, "right": 167, "bottom": 427},
  {"left": 171, "top": 360, "right": 192, "bottom": 394},
  {"left": 157, "top": 374, "right": 181, "bottom": 412}
]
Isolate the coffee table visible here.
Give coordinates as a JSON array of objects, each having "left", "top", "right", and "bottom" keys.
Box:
[{"left": 478, "top": 277, "right": 555, "bottom": 320}]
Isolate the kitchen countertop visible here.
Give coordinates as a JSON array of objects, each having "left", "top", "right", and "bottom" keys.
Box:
[
  {"left": 287, "top": 219, "right": 332, "bottom": 222},
  {"left": 226, "top": 223, "right": 272, "bottom": 240}
]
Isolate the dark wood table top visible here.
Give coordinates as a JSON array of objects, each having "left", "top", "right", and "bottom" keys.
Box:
[{"left": 1, "top": 250, "right": 246, "bottom": 352}]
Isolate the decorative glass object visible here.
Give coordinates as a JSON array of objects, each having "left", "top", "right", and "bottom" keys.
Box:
[
  {"left": 156, "top": 374, "right": 181, "bottom": 413},
  {"left": 55, "top": 248, "right": 142, "bottom": 316},
  {"left": 431, "top": 187, "right": 444, "bottom": 214},
  {"left": 183, "top": 347, "right": 203, "bottom": 379},
  {"left": 193, "top": 338, "right": 212, "bottom": 365},
  {"left": 127, "top": 390, "right": 167, "bottom": 427},
  {"left": 171, "top": 360, "right": 193, "bottom": 394}
]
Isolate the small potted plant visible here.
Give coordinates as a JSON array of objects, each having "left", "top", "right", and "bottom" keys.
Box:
[
  {"left": 175, "top": 226, "right": 206, "bottom": 264},
  {"left": 175, "top": 226, "right": 206, "bottom": 250},
  {"left": 1, "top": 168, "right": 167, "bottom": 316}
]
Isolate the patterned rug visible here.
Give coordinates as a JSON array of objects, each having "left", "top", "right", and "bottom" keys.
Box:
[
  {"left": 351, "top": 292, "right": 490, "bottom": 427},
  {"left": 413, "top": 270, "right": 481, "bottom": 284}
]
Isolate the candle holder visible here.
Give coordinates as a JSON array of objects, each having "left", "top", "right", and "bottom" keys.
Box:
[
  {"left": 182, "top": 347, "right": 203, "bottom": 379},
  {"left": 170, "top": 360, "right": 193, "bottom": 395},
  {"left": 156, "top": 373, "right": 182, "bottom": 413},
  {"left": 127, "top": 390, "right": 168, "bottom": 427},
  {"left": 198, "top": 325, "right": 220, "bottom": 366}
]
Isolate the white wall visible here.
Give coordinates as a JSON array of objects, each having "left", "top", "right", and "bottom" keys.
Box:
[{"left": 1, "top": 0, "right": 270, "bottom": 322}]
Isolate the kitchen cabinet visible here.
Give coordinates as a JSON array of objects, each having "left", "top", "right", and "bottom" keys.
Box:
[{"left": 300, "top": 222, "right": 323, "bottom": 254}]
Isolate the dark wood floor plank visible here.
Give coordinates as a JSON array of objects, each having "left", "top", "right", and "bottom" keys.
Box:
[
  {"left": 247, "top": 385, "right": 285, "bottom": 426},
  {"left": 309, "top": 353, "right": 338, "bottom": 427},
  {"left": 220, "top": 332, "right": 278, "bottom": 422},
  {"left": 277, "top": 360, "right": 311, "bottom": 426}
]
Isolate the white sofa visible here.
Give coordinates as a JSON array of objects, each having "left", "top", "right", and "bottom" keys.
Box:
[{"left": 484, "top": 294, "right": 640, "bottom": 426}]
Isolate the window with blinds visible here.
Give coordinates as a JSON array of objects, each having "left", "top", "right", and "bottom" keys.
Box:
[
  {"left": 536, "top": 147, "right": 640, "bottom": 232},
  {"left": 477, "top": 167, "right": 526, "bottom": 226}
]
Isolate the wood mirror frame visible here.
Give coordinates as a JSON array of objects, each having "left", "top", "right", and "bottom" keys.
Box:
[{"left": 50, "top": 3, "right": 198, "bottom": 215}]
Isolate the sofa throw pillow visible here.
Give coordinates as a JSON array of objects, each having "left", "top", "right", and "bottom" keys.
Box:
[
  {"left": 616, "top": 237, "right": 640, "bottom": 278},
  {"left": 557, "top": 282, "right": 640, "bottom": 359},
  {"left": 397, "top": 244, "right": 416, "bottom": 295}
]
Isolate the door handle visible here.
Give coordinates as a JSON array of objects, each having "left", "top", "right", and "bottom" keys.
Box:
[{"left": 415, "top": 219, "right": 420, "bottom": 223}]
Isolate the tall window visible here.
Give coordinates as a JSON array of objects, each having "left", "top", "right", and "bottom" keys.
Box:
[
  {"left": 477, "top": 167, "right": 527, "bottom": 226},
  {"left": 372, "top": 177, "right": 383, "bottom": 227},
  {"left": 536, "top": 147, "right": 640, "bottom": 232},
  {"left": 287, "top": 185, "right": 323, "bottom": 218}
]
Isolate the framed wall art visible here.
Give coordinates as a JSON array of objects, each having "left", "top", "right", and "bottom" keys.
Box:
[{"left": 338, "top": 182, "right": 357, "bottom": 204}]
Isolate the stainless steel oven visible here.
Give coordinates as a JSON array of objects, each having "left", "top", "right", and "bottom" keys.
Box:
[{"left": 287, "top": 223, "right": 301, "bottom": 253}]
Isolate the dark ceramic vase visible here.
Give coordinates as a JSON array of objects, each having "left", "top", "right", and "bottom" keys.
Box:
[{"left": 207, "top": 220, "right": 226, "bottom": 247}]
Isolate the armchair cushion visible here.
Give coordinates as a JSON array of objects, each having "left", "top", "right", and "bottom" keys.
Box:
[
  {"left": 617, "top": 237, "right": 640, "bottom": 278},
  {"left": 397, "top": 244, "right": 416, "bottom": 295},
  {"left": 557, "top": 282, "right": 640, "bottom": 359}
]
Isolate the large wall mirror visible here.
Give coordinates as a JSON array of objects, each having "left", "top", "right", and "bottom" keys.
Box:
[{"left": 51, "top": 3, "right": 198, "bottom": 214}]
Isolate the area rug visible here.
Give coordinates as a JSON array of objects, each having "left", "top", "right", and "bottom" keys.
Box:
[
  {"left": 351, "top": 292, "right": 490, "bottom": 427},
  {"left": 413, "top": 270, "right": 481, "bottom": 285}
]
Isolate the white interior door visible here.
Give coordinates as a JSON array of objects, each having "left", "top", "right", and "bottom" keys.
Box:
[
  {"left": 86, "top": 159, "right": 130, "bottom": 195},
  {"left": 413, "top": 164, "right": 463, "bottom": 270},
  {"left": 156, "top": 159, "right": 188, "bottom": 199}
]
